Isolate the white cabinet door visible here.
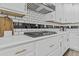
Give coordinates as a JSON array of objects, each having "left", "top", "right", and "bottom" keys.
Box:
[
  {"left": 64, "top": 4, "right": 74, "bottom": 22},
  {"left": 16, "top": 51, "right": 35, "bottom": 56},
  {"left": 0, "top": 42, "right": 35, "bottom": 56},
  {"left": 24, "top": 52, "right": 35, "bottom": 56},
  {"left": 36, "top": 38, "right": 51, "bottom": 56},
  {"left": 55, "top": 4, "right": 64, "bottom": 22},
  {"left": 63, "top": 33, "right": 69, "bottom": 51},
  {"left": 69, "top": 31, "right": 79, "bottom": 50},
  {"left": 36, "top": 36, "right": 59, "bottom": 56},
  {"left": 48, "top": 48, "right": 60, "bottom": 56},
  {"left": 59, "top": 34, "right": 69, "bottom": 55},
  {"left": 60, "top": 40, "right": 67, "bottom": 55}
]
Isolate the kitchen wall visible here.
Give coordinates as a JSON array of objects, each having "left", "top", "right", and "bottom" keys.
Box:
[
  {"left": 27, "top": 9, "right": 55, "bottom": 24},
  {"left": 0, "top": 3, "right": 55, "bottom": 36},
  {"left": 0, "top": 3, "right": 61, "bottom": 36}
]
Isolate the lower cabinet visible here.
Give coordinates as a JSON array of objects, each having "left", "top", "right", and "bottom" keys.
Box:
[
  {"left": 35, "top": 37, "right": 59, "bottom": 56},
  {"left": 0, "top": 32, "right": 69, "bottom": 56},
  {"left": 35, "top": 33, "right": 69, "bottom": 56},
  {"left": 69, "top": 31, "right": 79, "bottom": 51},
  {"left": 0, "top": 42, "right": 35, "bottom": 56},
  {"left": 17, "top": 51, "right": 35, "bottom": 56},
  {"left": 48, "top": 48, "right": 60, "bottom": 56},
  {"left": 59, "top": 34, "right": 70, "bottom": 55}
]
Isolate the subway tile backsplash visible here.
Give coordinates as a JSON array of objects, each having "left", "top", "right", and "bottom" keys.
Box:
[{"left": 12, "top": 9, "right": 54, "bottom": 35}]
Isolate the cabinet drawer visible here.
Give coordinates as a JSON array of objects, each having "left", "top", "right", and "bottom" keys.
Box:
[
  {"left": 36, "top": 37, "right": 59, "bottom": 56},
  {"left": 16, "top": 51, "right": 35, "bottom": 56},
  {"left": 0, "top": 43, "right": 35, "bottom": 56},
  {"left": 48, "top": 49, "right": 60, "bottom": 56}
]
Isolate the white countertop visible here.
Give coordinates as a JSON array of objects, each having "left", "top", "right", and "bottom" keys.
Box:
[{"left": 0, "top": 31, "right": 67, "bottom": 50}]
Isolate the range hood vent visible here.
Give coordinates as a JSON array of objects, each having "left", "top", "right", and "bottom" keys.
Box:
[
  {"left": 42, "top": 3, "right": 55, "bottom": 11},
  {"left": 38, "top": 8, "right": 52, "bottom": 14},
  {"left": 27, "top": 3, "right": 55, "bottom": 14},
  {"left": 27, "top": 3, "right": 40, "bottom": 11}
]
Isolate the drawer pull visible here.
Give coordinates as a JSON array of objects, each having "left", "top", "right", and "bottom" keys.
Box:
[
  {"left": 67, "top": 38, "right": 69, "bottom": 42},
  {"left": 60, "top": 42, "right": 62, "bottom": 47},
  {"left": 49, "top": 44, "right": 54, "bottom": 47},
  {"left": 16, "top": 49, "right": 26, "bottom": 55},
  {"left": 62, "top": 36, "right": 64, "bottom": 37}
]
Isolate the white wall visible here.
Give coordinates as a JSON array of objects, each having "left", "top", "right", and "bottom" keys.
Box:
[
  {"left": 44, "top": 11, "right": 55, "bottom": 21},
  {"left": 27, "top": 9, "right": 45, "bottom": 22}
]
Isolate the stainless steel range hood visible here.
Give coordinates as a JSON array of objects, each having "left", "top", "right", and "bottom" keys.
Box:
[
  {"left": 27, "top": 3, "right": 55, "bottom": 14},
  {"left": 42, "top": 3, "right": 55, "bottom": 11}
]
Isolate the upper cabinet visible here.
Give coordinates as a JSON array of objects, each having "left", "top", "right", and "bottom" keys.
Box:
[
  {"left": 72, "top": 4, "right": 79, "bottom": 22},
  {"left": 64, "top": 4, "right": 74, "bottom": 23},
  {"left": 55, "top": 3, "right": 79, "bottom": 23},
  {"left": 55, "top": 4, "right": 64, "bottom": 22}
]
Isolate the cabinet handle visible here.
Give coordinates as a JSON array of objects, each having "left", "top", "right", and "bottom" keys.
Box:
[
  {"left": 62, "top": 36, "right": 64, "bottom": 37},
  {"left": 49, "top": 44, "right": 54, "bottom": 47},
  {"left": 15, "top": 49, "right": 26, "bottom": 55},
  {"left": 60, "top": 42, "right": 62, "bottom": 47},
  {"left": 67, "top": 38, "right": 69, "bottom": 42}
]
